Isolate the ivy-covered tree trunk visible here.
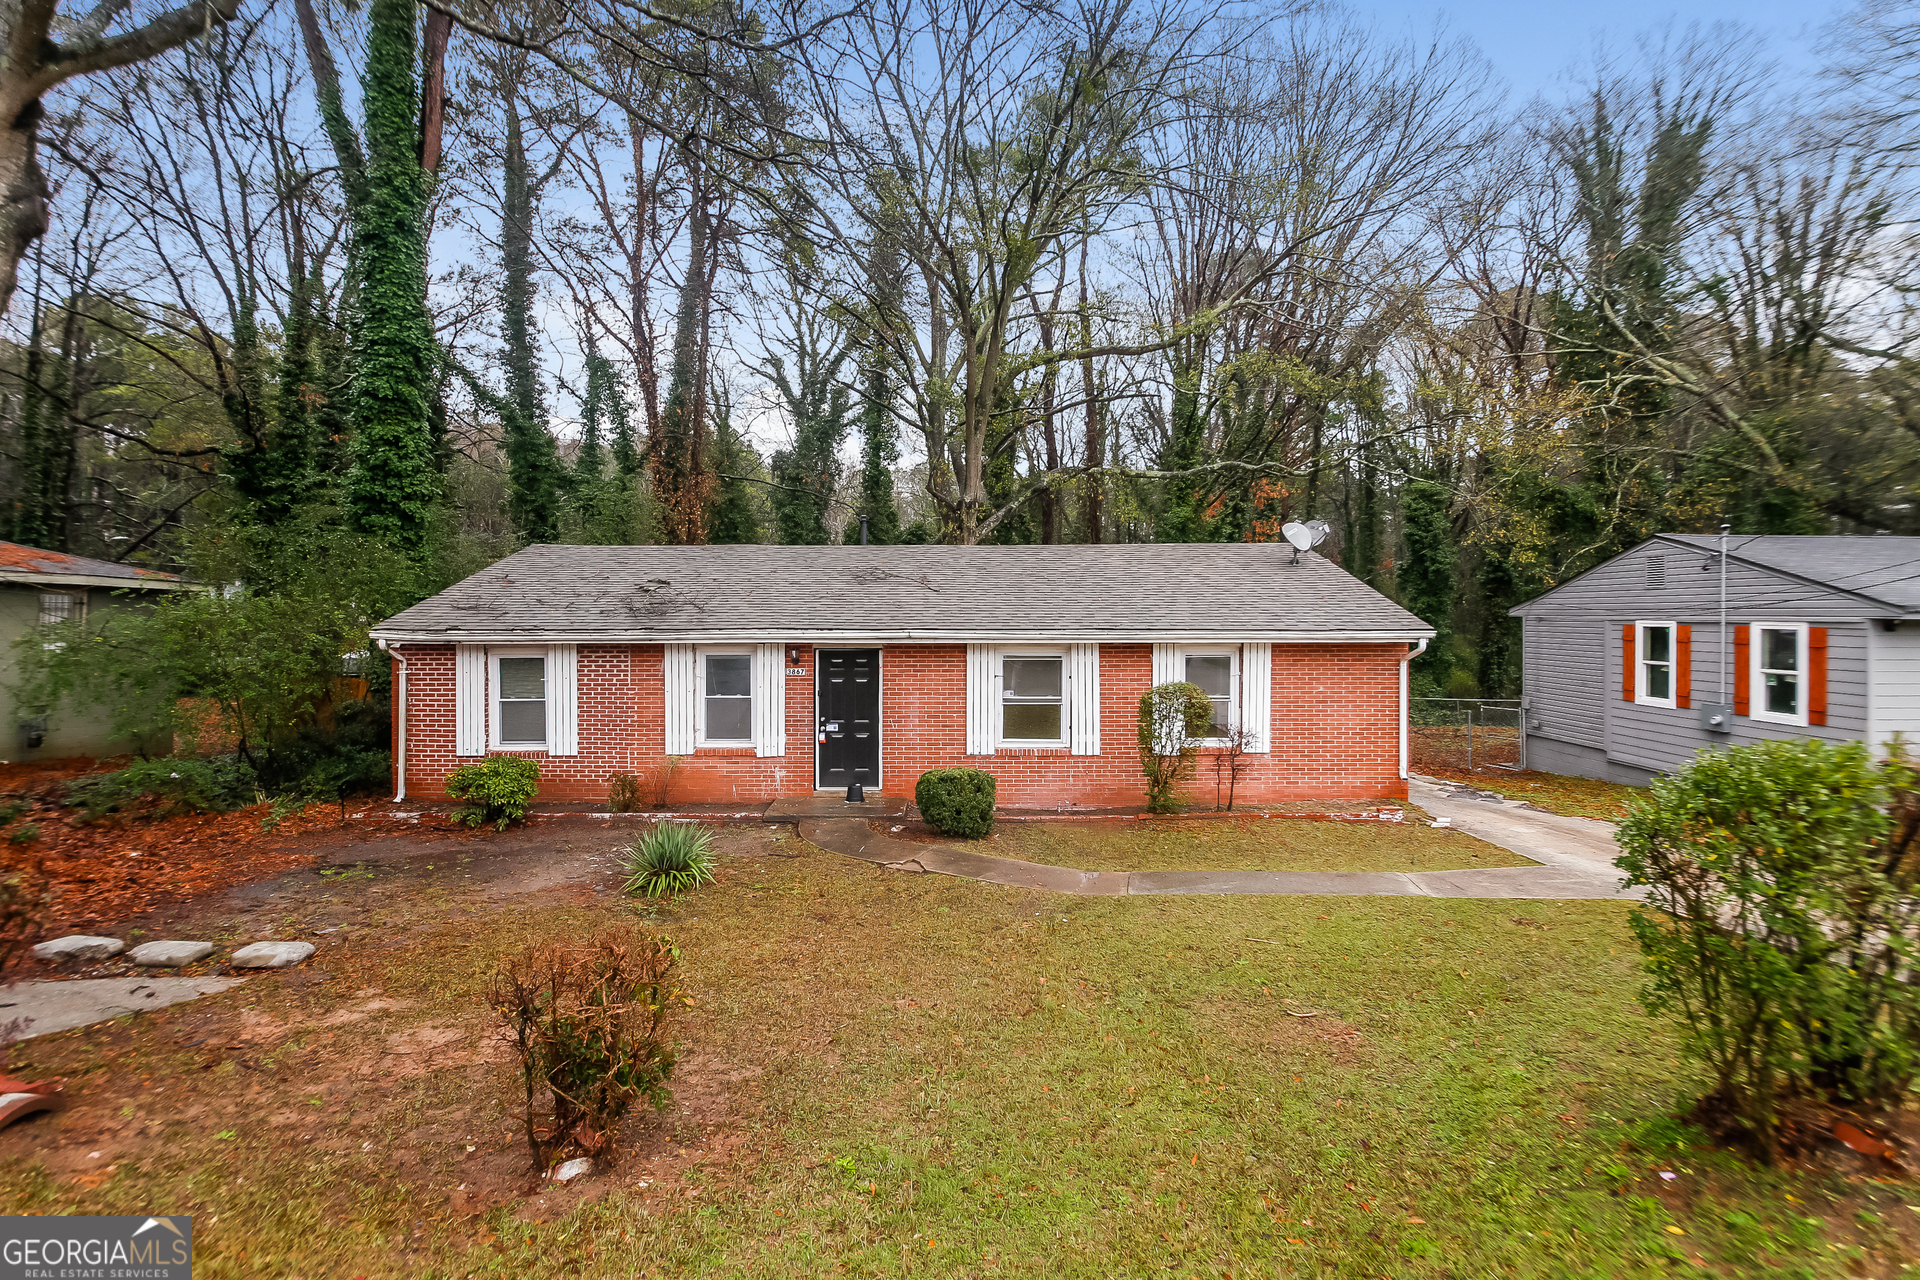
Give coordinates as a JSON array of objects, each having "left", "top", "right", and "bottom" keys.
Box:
[
  {"left": 846, "top": 351, "right": 902, "bottom": 545},
  {"left": 499, "top": 101, "right": 564, "bottom": 543},
  {"left": 1399, "top": 477, "right": 1457, "bottom": 687},
  {"left": 342, "top": 0, "right": 440, "bottom": 561},
  {"left": 1156, "top": 348, "right": 1209, "bottom": 542}
]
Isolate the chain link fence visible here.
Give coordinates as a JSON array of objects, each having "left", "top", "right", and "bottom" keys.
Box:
[{"left": 1409, "top": 698, "right": 1524, "bottom": 773}]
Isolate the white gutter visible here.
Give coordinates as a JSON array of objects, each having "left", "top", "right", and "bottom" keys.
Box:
[
  {"left": 378, "top": 638, "right": 408, "bottom": 802},
  {"left": 1399, "top": 637, "right": 1429, "bottom": 780},
  {"left": 369, "top": 628, "right": 1438, "bottom": 646}
]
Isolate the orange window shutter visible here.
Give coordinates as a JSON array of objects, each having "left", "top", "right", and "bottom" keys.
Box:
[
  {"left": 1734, "top": 625, "right": 1751, "bottom": 715},
  {"left": 1676, "top": 624, "right": 1692, "bottom": 709},
  {"left": 1621, "top": 623, "right": 1635, "bottom": 702},
  {"left": 1809, "top": 627, "right": 1828, "bottom": 726}
]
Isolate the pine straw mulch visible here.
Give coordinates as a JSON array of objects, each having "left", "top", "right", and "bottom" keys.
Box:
[{"left": 0, "top": 758, "right": 474, "bottom": 938}]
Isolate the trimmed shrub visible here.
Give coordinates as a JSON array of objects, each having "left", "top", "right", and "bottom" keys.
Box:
[
  {"left": 490, "top": 927, "right": 687, "bottom": 1169},
  {"left": 446, "top": 756, "right": 541, "bottom": 830},
  {"left": 66, "top": 755, "right": 259, "bottom": 821},
  {"left": 1138, "top": 682, "right": 1214, "bottom": 814},
  {"left": 621, "top": 823, "right": 718, "bottom": 898},
  {"left": 916, "top": 767, "right": 996, "bottom": 839},
  {"left": 1616, "top": 738, "right": 1920, "bottom": 1157}
]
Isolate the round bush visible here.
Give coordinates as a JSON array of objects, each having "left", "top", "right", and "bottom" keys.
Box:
[{"left": 915, "top": 767, "right": 997, "bottom": 839}]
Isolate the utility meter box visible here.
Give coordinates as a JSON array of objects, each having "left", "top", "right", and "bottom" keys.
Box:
[{"left": 1697, "top": 702, "right": 1734, "bottom": 735}]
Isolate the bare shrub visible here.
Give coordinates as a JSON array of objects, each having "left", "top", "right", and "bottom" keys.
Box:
[
  {"left": 489, "top": 928, "right": 688, "bottom": 1171},
  {"left": 636, "top": 756, "right": 687, "bottom": 811},
  {"left": 1209, "top": 725, "right": 1258, "bottom": 811}
]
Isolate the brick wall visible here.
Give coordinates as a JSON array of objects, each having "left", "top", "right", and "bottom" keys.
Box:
[{"left": 393, "top": 641, "right": 1410, "bottom": 806}]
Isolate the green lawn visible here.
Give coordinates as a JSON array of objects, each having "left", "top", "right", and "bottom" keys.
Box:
[
  {"left": 982, "top": 816, "right": 1538, "bottom": 872},
  {"left": 2, "top": 825, "right": 1912, "bottom": 1278},
  {"left": 1468, "top": 773, "right": 1648, "bottom": 821}
]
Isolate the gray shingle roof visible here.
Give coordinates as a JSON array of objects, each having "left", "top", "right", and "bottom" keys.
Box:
[
  {"left": 372, "top": 544, "right": 1432, "bottom": 643},
  {"left": 1658, "top": 534, "right": 1920, "bottom": 612}
]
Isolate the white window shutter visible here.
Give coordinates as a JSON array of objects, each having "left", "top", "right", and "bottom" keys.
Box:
[
  {"left": 454, "top": 644, "right": 486, "bottom": 756},
  {"left": 1151, "top": 643, "right": 1180, "bottom": 688},
  {"left": 753, "top": 643, "right": 786, "bottom": 757},
  {"left": 966, "top": 643, "right": 995, "bottom": 755},
  {"left": 546, "top": 644, "right": 579, "bottom": 756},
  {"left": 663, "top": 644, "right": 696, "bottom": 755},
  {"left": 1069, "top": 643, "right": 1101, "bottom": 755},
  {"left": 1241, "top": 642, "right": 1271, "bottom": 752}
]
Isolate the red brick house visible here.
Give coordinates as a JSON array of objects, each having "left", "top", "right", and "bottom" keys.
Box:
[{"left": 369, "top": 544, "right": 1433, "bottom": 808}]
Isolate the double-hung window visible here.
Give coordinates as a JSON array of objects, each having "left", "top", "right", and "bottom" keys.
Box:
[
  {"left": 1001, "top": 654, "right": 1065, "bottom": 745},
  {"left": 1182, "top": 649, "right": 1237, "bottom": 740},
  {"left": 492, "top": 651, "right": 548, "bottom": 748},
  {"left": 698, "top": 650, "right": 753, "bottom": 745},
  {"left": 1753, "top": 623, "right": 1807, "bottom": 725},
  {"left": 1635, "top": 622, "right": 1676, "bottom": 708}
]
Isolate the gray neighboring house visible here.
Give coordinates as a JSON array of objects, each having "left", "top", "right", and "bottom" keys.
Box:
[
  {"left": 1, "top": 540, "right": 188, "bottom": 760},
  {"left": 1512, "top": 535, "right": 1920, "bottom": 785}
]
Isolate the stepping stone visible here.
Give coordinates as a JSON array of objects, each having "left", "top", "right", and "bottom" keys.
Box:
[
  {"left": 126, "top": 940, "right": 214, "bottom": 967},
  {"left": 30, "top": 935, "right": 124, "bottom": 963},
  {"left": 229, "top": 941, "right": 316, "bottom": 969}
]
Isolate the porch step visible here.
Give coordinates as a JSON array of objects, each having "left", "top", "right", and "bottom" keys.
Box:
[{"left": 764, "top": 793, "right": 910, "bottom": 820}]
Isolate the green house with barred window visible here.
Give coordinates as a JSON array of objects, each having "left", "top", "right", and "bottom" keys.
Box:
[
  {"left": 0, "top": 541, "right": 189, "bottom": 761},
  {"left": 1510, "top": 535, "right": 1920, "bottom": 785}
]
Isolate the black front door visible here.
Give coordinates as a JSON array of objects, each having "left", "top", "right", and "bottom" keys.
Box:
[{"left": 816, "top": 649, "right": 880, "bottom": 788}]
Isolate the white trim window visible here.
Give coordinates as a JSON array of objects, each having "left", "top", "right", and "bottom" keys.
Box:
[
  {"left": 490, "top": 649, "right": 548, "bottom": 749},
  {"left": 1753, "top": 623, "right": 1809, "bottom": 726},
  {"left": 1635, "top": 621, "right": 1677, "bottom": 708},
  {"left": 1181, "top": 648, "right": 1238, "bottom": 741},
  {"left": 999, "top": 651, "right": 1067, "bottom": 746},
  {"left": 696, "top": 648, "right": 755, "bottom": 746}
]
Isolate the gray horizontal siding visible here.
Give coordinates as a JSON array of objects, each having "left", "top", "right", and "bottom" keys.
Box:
[
  {"left": 1605, "top": 621, "right": 1868, "bottom": 775},
  {"left": 1521, "top": 617, "right": 1606, "bottom": 748},
  {"left": 1519, "top": 542, "right": 1888, "bottom": 775}
]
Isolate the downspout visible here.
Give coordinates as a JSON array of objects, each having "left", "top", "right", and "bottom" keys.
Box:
[
  {"left": 1400, "top": 637, "right": 1429, "bottom": 780},
  {"left": 378, "top": 638, "right": 407, "bottom": 802}
]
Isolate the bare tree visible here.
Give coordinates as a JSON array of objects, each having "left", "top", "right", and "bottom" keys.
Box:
[{"left": 0, "top": 0, "right": 249, "bottom": 317}]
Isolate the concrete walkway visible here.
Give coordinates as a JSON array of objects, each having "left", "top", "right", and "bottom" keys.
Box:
[
  {"left": 795, "top": 783, "right": 1639, "bottom": 900},
  {"left": 0, "top": 977, "right": 245, "bottom": 1040}
]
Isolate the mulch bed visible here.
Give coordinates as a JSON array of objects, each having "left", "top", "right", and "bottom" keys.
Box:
[{"left": 0, "top": 760, "right": 480, "bottom": 937}]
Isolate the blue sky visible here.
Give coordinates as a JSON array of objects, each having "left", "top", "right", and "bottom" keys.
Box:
[{"left": 1360, "top": 0, "right": 1836, "bottom": 103}]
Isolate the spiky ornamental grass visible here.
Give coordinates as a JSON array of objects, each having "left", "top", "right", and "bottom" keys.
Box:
[{"left": 621, "top": 823, "right": 718, "bottom": 899}]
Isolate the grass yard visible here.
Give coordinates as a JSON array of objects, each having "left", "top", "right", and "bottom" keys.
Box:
[
  {"left": 981, "top": 816, "right": 1539, "bottom": 873},
  {"left": 1, "top": 819, "right": 1914, "bottom": 1278},
  {"left": 1460, "top": 773, "right": 1647, "bottom": 822}
]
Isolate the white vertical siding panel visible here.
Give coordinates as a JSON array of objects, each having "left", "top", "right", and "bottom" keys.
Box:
[
  {"left": 966, "top": 643, "right": 995, "bottom": 755},
  {"left": 1069, "top": 643, "right": 1101, "bottom": 755},
  {"left": 454, "top": 644, "right": 487, "bottom": 756},
  {"left": 664, "top": 644, "right": 696, "bottom": 755},
  {"left": 1241, "top": 642, "right": 1271, "bottom": 752},
  {"left": 1151, "top": 643, "right": 1179, "bottom": 688},
  {"left": 754, "top": 643, "right": 786, "bottom": 757},
  {"left": 545, "top": 644, "right": 578, "bottom": 755}
]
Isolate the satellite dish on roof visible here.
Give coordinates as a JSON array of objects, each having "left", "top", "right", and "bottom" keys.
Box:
[{"left": 1281, "top": 520, "right": 1330, "bottom": 563}]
